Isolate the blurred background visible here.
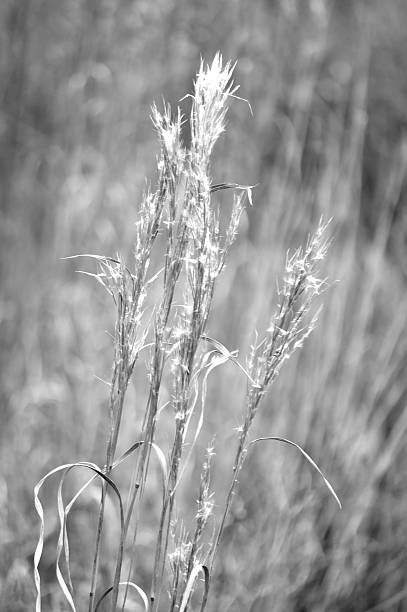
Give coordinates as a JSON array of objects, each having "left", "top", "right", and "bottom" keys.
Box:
[{"left": 1, "top": 0, "right": 407, "bottom": 610}]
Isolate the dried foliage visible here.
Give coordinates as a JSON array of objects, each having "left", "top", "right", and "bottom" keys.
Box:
[
  {"left": 3, "top": 3, "right": 407, "bottom": 612},
  {"left": 34, "top": 56, "right": 337, "bottom": 612}
]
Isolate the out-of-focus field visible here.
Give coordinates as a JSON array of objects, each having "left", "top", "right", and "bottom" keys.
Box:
[{"left": 1, "top": 1, "right": 407, "bottom": 610}]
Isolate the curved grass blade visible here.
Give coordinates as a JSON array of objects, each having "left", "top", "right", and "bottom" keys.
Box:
[
  {"left": 173, "top": 352, "right": 227, "bottom": 494},
  {"left": 34, "top": 462, "right": 124, "bottom": 612},
  {"left": 94, "top": 581, "right": 150, "bottom": 612},
  {"left": 111, "top": 440, "right": 167, "bottom": 493},
  {"left": 53, "top": 441, "right": 152, "bottom": 597},
  {"left": 179, "top": 564, "right": 209, "bottom": 612},
  {"left": 51, "top": 445, "right": 162, "bottom": 612},
  {"left": 201, "top": 334, "right": 260, "bottom": 387},
  {"left": 56, "top": 468, "right": 74, "bottom": 602},
  {"left": 249, "top": 436, "right": 342, "bottom": 509}
]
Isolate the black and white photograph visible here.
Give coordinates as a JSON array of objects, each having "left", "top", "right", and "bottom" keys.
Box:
[{"left": 1, "top": 1, "right": 407, "bottom": 610}]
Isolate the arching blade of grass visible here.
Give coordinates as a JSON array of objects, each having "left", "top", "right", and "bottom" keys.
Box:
[
  {"left": 36, "top": 441, "right": 167, "bottom": 612},
  {"left": 249, "top": 436, "right": 342, "bottom": 509},
  {"left": 112, "top": 440, "right": 168, "bottom": 491},
  {"left": 201, "top": 334, "right": 260, "bottom": 387},
  {"left": 95, "top": 581, "right": 150, "bottom": 612},
  {"left": 173, "top": 351, "right": 229, "bottom": 494},
  {"left": 34, "top": 462, "right": 124, "bottom": 612},
  {"left": 179, "top": 564, "right": 209, "bottom": 612}
]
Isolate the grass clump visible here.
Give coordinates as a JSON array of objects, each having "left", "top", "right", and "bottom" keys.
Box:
[{"left": 34, "top": 54, "right": 339, "bottom": 612}]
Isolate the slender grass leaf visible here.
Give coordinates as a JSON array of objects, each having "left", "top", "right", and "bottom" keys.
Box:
[
  {"left": 95, "top": 581, "right": 150, "bottom": 612},
  {"left": 179, "top": 564, "right": 209, "bottom": 612},
  {"left": 249, "top": 436, "right": 342, "bottom": 509},
  {"left": 34, "top": 462, "right": 124, "bottom": 612}
]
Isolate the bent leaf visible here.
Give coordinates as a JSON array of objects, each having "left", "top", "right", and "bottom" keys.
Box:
[
  {"left": 249, "top": 436, "right": 341, "bottom": 509},
  {"left": 179, "top": 564, "right": 210, "bottom": 612}
]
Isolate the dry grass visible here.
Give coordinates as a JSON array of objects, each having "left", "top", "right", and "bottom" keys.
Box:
[
  {"left": 2, "top": 3, "right": 407, "bottom": 612},
  {"left": 33, "top": 56, "right": 338, "bottom": 612}
]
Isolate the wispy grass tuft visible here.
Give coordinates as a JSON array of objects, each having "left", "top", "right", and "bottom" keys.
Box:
[{"left": 34, "top": 53, "right": 338, "bottom": 612}]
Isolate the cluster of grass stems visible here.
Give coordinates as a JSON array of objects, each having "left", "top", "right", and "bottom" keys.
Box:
[{"left": 34, "top": 54, "right": 339, "bottom": 612}]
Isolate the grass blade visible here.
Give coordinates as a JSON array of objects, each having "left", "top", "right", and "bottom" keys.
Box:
[
  {"left": 95, "top": 581, "right": 150, "bottom": 612},
  {"left": 179, "top": 564, "right": 209, "bottom": 612},
  {"left": 249, "top": 436, "right": 342, "bottom": 509}
]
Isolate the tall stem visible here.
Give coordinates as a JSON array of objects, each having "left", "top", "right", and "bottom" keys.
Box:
[{"left": 88, "top": 369, "right": 128, "bottom": 612}]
